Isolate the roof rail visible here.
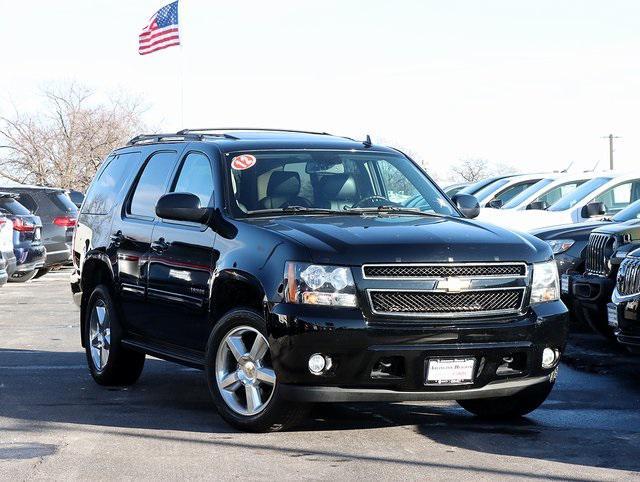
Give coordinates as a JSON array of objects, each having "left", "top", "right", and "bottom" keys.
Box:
[
  {"left": 177, "top": 127, "right": 332, "bottom": 136},
  {"left": 126, "top": 133, "right": 204, "bottom": 146}
]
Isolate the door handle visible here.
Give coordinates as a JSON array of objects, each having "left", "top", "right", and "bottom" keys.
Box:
[{"left": 151, "top": 238, "right": 169, "bottom": 253}]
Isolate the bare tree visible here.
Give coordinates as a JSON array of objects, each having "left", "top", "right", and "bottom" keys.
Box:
[
  {"left": 0, "top": 83, "right": 146, "bottom": 191},
  {"left": 450, "top": 159, "right": 491, "bottom": 183},
  {"left": 448, "top": 158, "right": 517, "bottom": 183}
]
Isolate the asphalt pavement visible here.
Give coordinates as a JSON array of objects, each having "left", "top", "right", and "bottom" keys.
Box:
[{"left": 1, "top": 269, "right": 640, "bottom": 480}]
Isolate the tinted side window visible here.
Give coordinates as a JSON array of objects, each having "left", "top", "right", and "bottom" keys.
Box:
[
  {"left": 172, "top": 153, "right": 214, "bottom": 207},
  {"left": 49, "top": 192, "right": 78, "bottom": 214},
  {"left": 129, "top": 151, "right": 178, "bottom": 218},
  {"left": 83, "top": 152, "right": 143, "bottom": 215},
  {"left": 0, "top": 198, "right": 31, "bottom": 216}
]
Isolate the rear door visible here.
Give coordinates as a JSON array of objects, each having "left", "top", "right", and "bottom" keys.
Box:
[
  {"left": 111, "top": 148, "right": 182, "bottom": 340},
  {"left": 146, "top": 150, "right": 217, "bottom": 352}
]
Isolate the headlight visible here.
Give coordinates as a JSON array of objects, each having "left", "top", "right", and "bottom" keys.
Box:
[
  {"left": 531, "top": 261, "right": 560, "bottom": 304},
  {"left": 546, "top": 239, "right": 575, "bottom": 255},
  {"left": 284, "top": 262, "right": 357, "bottom": 307}
]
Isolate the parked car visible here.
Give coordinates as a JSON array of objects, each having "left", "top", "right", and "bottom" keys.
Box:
[
  {"left": 1, "top": 186, "right": 77, "bottom": 277},
  {"left": 533, "top": 200, "right": 640, "bottom": 329},
  {"left": 0, "top": 192, "right": 46, "bottom": 282},
  {"left": 611, "top": 247, "right": 640, "bottom": 353},
  {"left": 480, "top": 173, "right": 591, "bottom": 222},
  {"left": 71, "top": 129, "right": 568, "bottom": 432},
  {"left": 471, "top": 173, "right": 546, "bottom": 208},
  {"left": 0, "top": 250, "right": 8, "bottom": 287},
  {"left": 443, "top": 182, "right": 468, "bottom": 197},
  {"left": 0, "top": 214, "right": 16, "bottom": 277},
  {"left": 457, "top": 175, "right": 517, "bottom": 197}
]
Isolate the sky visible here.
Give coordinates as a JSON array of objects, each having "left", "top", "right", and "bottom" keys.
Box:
[{"left": 2, "top": 0, "right": 640, "bottom": 181}]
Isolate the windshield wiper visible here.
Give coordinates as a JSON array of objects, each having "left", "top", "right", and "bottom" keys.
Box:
[
  {"left": 246, "top": 206, "right": 348, "bottom": 216},
  {"left": 343, "top": 205, "right": 447, "bottom": 217}
]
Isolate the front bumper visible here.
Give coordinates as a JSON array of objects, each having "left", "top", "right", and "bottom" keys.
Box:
[
  {"left": 610, "top": 296, "right": 640, "bottom": 352},
  {"left": 268, "top": 300, "right": 568, "bottom": 402},
  {"left": 567, "top": 273, "right": 615, "bottom": 327}
]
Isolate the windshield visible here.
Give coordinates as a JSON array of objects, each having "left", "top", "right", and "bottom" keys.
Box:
[
  {"left": 226, "top": 150, "right": 458, "bottom": 217},
  {"left": 472, "top": 179, "right": 510, "bottom": 202},
  {"left": 502, "top": 178, "right": 554, "bottom": 208},
  {"left": 613, "top": 199, "right": 640, "bottom": 222},
  {"left": 547, "top": 177, "right": 611, "bottom": 211}
]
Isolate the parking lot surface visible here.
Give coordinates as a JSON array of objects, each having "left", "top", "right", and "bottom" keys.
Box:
[{"left": 1, "top": 270, "right": 640, "bottom": 480}]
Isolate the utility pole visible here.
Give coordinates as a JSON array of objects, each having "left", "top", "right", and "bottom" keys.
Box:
[{"left": 601, "top": 134, "right": 621, "bottom": 170}]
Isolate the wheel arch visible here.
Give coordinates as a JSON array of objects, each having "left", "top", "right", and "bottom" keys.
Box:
[
  {"left": 79, "top": 252, "right": 115, "bottom": 347},
  {"left": 210, "top": 269, "right": 269, "bottom": 326}
]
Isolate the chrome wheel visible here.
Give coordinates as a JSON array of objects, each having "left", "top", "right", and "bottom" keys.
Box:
[
  {"left": 215, "top": 326, "right": 276, "bottom": 416},
  {"left": 89, "top": 299, "right": 111, "bottom": 371}
]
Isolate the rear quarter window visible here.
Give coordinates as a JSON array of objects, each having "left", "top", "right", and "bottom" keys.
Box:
[
  {"left": 49, "top": 192, "right": 78, "bottom": 214},
  {"left": 82, "top": 152, "right": 143, "bottom": 215}
]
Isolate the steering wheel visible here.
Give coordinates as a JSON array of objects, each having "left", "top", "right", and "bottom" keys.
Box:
[{"left": 351, "top": 196, "right": 393, "bottom": 208}]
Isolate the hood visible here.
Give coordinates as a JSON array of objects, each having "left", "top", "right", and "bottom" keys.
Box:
[
  {"left": 531, "top": 220, "right": 611, "bottom": 240},
  {"left": 592, "top": 218, "right": 640, "bottom": 237},
  {"left": 474, "top": 209, "right": 572, "bottom": 233},
  {"left": 246, "top": 214, "right": 551, "bottom": 265}
]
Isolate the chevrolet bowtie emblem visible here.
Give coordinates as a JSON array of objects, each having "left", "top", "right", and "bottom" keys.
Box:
[{"left": 437, "top": 277, "right": 471, "bottom": 293}]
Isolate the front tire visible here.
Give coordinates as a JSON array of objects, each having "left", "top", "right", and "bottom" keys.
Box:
[
  {"left": 84, "top": 284, "right": 145, "bottom": 386},
  {"left": 205, "top": 309, "right": 308, "bottom": 432},
  {"left": 457, "top": 380, "right": 554, "bottom": 419}
]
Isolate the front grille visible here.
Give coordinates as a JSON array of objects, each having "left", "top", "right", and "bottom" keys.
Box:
[
  {"left": 363, "top": 263, "right": 527, "bottom": 279},
  {"left": 369, "top": 289, "right": 525, "bottom": 317},
  {"left": 585, "top": 233, "right": 614, "bottom": 275},
  {"left": 617, "top": 257, "right": 640, "bottom": 297}
]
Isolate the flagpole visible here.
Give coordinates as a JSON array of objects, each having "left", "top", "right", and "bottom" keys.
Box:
[{"left": 180, "top": 43, "right": 184, "bottom": 128}]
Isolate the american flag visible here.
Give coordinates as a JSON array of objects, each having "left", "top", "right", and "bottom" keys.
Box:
[{"left": 139, "top": 1, "right": 180, "bottom": 55}]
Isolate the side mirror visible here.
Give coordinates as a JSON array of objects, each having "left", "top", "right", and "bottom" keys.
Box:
[
  {"left": 487, "top": 199, "right": 504, "bottom": 209},
  {"left": 452, "top": 193, "right": 480, "bottom": 219},
  {"left": 526, "top": 201, "right": 548, "bottom": 210},
  {"left": 581, "top": 202, "right": 606, "bottom": 218},
  {"left": 155, "top": 192, "right": 209, "bottom": 223}
]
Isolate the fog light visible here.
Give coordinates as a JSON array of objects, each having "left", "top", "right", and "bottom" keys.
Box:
[
  {"left": 541, "top": 348, "right": 558, "bottom": 369},
  {"left": 309, "top": 354, "right": 330, "bottom": 375}
]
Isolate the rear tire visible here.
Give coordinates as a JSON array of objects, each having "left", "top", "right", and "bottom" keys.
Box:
[
  {"left": 205, "top": 308, "right": 308, "bottom": 432},
  {"left": 84, "top": 284, "right": 145, "bottom": 386},
  {"left": 9, "top": 270, "right": 38, "bottom": 283},
  {"left": 457, "top": 380, "right": 554, "bottom": 419}
]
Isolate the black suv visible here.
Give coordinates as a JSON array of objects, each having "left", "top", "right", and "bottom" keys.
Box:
[
  {"left": 1, "top": 186, "right": 78, "bottom": 277},
  {"left": 70, "top": 129, "right": 568, "bottom": 432},
  {"left": 556, "top": 200, "right": 640, "bottom": 338},
  {"left": 611, "top": 247, "right": 640, "bottom": 353}
]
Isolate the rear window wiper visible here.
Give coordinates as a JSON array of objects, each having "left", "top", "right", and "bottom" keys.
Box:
[{"left": 343, "top": 205, "right": 449, "bottom": 217}]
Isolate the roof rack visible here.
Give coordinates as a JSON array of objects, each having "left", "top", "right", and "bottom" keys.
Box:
[
  {"left": 177, "top": 127, "right": 332, "bottom": 136},
  {"left": 126, "top": 133, "right": 204, "bottom": 146}
]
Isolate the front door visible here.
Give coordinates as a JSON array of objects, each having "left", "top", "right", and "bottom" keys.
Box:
[{"left": 147, "top": 151, "right": 217, "bottom": 352}]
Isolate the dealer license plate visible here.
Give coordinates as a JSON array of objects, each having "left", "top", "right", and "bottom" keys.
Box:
[
  {"left": 607, "top": 303, "right": 619, "bottom": 328},
  {"left": 561, "top": 274, "right": 570, "bottom": 294},
  {"left": 425, "top": 358, "right": 476, "bottom": 385}
]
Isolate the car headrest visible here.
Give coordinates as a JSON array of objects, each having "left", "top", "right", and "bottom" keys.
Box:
[
  {"left": 267, "top": 171, "right": 301, "bottom": 198},
  {"left": 319, "top": 174, "right": 357, "bottom": 200}
]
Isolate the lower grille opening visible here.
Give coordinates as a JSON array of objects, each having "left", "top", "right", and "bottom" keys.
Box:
[
  {"left": 371, "top": 356, "right": 405, "bottom": 379},
  {"left": 495, "top": 353, "right": 527, "bottom": 376},
  {"left": 369, "top": 289, "right": 524, "bottom": 316}
]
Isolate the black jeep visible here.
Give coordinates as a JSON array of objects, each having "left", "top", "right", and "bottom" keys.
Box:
[
  {"left": 560, "top": 201, "right": 640, "bottom": 338},
  {"left": 70, "top": 129, "right": 568, "bottom": 432},
  {"left": 611, "top": 247, "right": 640, "bottom": 353}
]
